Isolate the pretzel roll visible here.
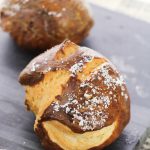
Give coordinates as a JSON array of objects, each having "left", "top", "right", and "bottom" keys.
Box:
[
  {"left": 19, "top": 40, "right": 130, "bottom": 150},
  {"left": 0, "top": 0, "right": 93, "bottom": 53}
]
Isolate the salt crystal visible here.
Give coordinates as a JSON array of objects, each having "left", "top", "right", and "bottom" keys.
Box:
[
  {"left": 84, "top": 93, "right": 92, "bottom": 99},
  {"left": 65, "top": 107, "right": 70, "bottom": 113}
]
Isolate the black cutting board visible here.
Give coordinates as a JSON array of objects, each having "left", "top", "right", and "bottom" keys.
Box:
[{"left": 0, "top": 4, "right": 150, "bottom": 150}]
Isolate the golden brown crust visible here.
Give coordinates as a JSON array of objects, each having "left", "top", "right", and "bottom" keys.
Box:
[
  {"left": 19, "top": 40, "right": 130, "bottom": 150},
  {"left": 19, "top": 40, "right": 101, "bottom": 85},
  {"left": 0, "top": 0, "right": 94, "bottom": 53},
  {"left": 35, "top": 122, "right": 63, "bottom": 150}
]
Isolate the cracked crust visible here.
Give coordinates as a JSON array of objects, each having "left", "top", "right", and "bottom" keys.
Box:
[{"left": 19, "top": 40, "right": 130, "bottom": 150}]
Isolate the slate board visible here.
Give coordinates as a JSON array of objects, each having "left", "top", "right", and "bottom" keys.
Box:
[{"left": 0, "top": 4, "right": 150, "bottom": 150}]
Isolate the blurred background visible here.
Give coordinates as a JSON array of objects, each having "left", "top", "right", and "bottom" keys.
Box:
[
  {"left": 89, "top": 0, "right": 150, "bottom": 23},
  {"left": 1, "top": 0, "right": 150, "bottom": 23}
]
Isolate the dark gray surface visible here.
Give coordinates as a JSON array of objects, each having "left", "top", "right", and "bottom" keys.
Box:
[
  {"left": 0, "top": 4, "right": 150, "bottom": 150},
  {"left": 135, "top": 128, "right": 150, "bottom": 150}
]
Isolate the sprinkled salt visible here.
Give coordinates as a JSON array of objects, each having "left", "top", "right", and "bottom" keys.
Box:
[
  {"left": 65, "top": 107, "right": 70, "bottom": 113},
  {"left": 79, "top": 120, "right": 84, "bottom": 126},
  {"left": 80, "top": 82, "right": 89, "bottom": 88},
  {"left": 51, "top": 62, "right": 128, "bottom": 131},
  {"left": 69, "top": 61, "right": 84, "bottom": 76},
  {"left": 121, "top": 92, "right": 124, "bottom": 96},
  {"left": 83, "top": 56, "right": 94, "bottom": 63},
  {"left": 48, "top": 11, "right": 62, "bottom": 17},
  {"left": 69, "top": 55, "right": 93, "bottom": 76},
  {"left": 72, "top": 100, "right": 78, "bottom": 104},
  {"left": 115, "top": 76, "right": 125, "bottom": 86},
  {"left": 84, "top": 93, "right": 92, "bottom": 99},
  {"left": 53, "top": 102, "right": 60, "bottom": 112},
  {"left": 102, "top": 96, "right": 110, "bottom": 109},
  {"left": 30, "top": 62, "right": 40, "bottom": 72}
]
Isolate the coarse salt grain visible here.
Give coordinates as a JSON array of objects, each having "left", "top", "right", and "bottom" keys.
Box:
[{"left": 51, "top": 62, "right": 128, "bottom": 131}]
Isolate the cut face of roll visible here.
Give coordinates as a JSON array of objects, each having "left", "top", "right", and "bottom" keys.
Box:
[
  {"left": 19, "top": 40, "right": 130, "bottom": 150},
  {"left": 0, "top": 0, "right": 93, "bottom": 53}
]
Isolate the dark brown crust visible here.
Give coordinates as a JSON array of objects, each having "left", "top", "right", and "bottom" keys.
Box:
[
  {"left": 19, "top": 40, "right": 76, "bottom": 85},
  {"left": 0, "top": 0, "right": 94, "bottom": 53},
  {"left": 19, "top": 40, "right": 101, "bottom": 86},
  {"left": 35, "top": 89, "right": 130, "bottom": 150},
  {"left": 90, "top": 95, "right": 130, "bottom": 150},
  {"left": 19, "top": 40, "right": 130, "bottom": 150},
  {"left": 19, "top": 71, "right": 44, "bottom": 86},
  {"left": 35, "top": 122, "right": 63, "bottom": 150},
  {"left": 35, "top": 104, "right": 130, "bottom": 150},
  {"left": 40, "top": 75, "right": 120, "bottom": 133},
  {"left": 25, "top": 99, "right": 30, "bottom": 111}
]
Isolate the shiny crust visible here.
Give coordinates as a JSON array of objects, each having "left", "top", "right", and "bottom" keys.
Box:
[
  {"left": 0, "top": 0, "right": 93, "bottom": 53},
  {"left": 19, "top": 40, "right": 130, "bottom": 150},
  {"left": 19, "top": 40, "right": 102, "bottom": 86}
]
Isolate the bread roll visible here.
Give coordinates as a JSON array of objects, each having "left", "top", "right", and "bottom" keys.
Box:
[
  {"left": 19, "top": 40, "right": 130, "bottom": 150},
  {"left": 0, "top": 0, "right": 93, "bottom": 53}
]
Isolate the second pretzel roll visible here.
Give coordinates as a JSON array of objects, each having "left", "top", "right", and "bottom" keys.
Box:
[
  {"left": 19, "top": 40, "right": 130, "bottom": 150},
  {"left": 0, "top": 0, "right": 93, "bottom": 53}
]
